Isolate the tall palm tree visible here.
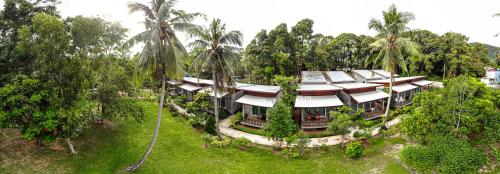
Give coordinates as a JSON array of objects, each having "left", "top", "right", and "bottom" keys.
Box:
[
  {"left": 365, "top": 4, "right": 420, "bottom": 123},
  {"left": 125, "top": 0, "right": 201, "bottom": 171},
  {"left": 189, "top": 18, "right": 243, "bottom": 140}
]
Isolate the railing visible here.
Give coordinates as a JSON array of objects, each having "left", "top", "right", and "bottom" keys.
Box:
[
  {"left": 364, "top": 109, "right": 384, "bottom": 120},
  {"left": 394, "top": 100, "right": 412, "bottom": 108},
  {"left": 302, "top": 119, "right": 329, "bottom": 129},
  {"left": 241, "top": 117, "right": 265, "bottom": 128}
]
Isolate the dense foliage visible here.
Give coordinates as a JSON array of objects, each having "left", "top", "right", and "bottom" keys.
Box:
[
  {"left": 242, "top": 18, "right": 495, "bottom": 85},
  {"left": 400, "top": 76, "right": 499, "bottom": 173},
  {"left": 401, "top": 75, "right": 499, "bottom": 144},
  {"left": 400, "top": 136, "right": 488, "bottom": 174},
  {"left": 0, "top": 2, "right": 144, "bottom": 150}
]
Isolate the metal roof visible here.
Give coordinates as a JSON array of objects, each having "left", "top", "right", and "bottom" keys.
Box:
[
  {"left": 326, "top": 71, "right": 356, "bottom": 83},
  {"left": 369, "top": 76, "right": 426, "bottom": 84},
  {"left": 200, "top": 88, "right": 230, "bottom": 98},
  {"left": 294, "top": 95, "right": 344, "bottom": 108},
  {"left": 183, "top": 77, "right": 213, "bottom": 85},
  {"left": 372, "top": 70, "right": 399, "bottom": 78},
  {"left": 411, "top": 80, "right": 434, "bottom": 87},
  {"left": 297, "top": 84, "right": 342, "bottom": 91},
  {"left": 350, "top": 90, "right": 390, "bottom": 103},
  {"left": 392, "top": 84, "right": 418, "bottom": 93},
  {"left": 236, "top": 85, "right": 281, "bottom": 94},
  {"left": 179, "top": 84, "right": 203, "bottom": 92},
  {"left": 333, "top": 83, "right": 382, "bottom": 90},
  {"left": 235, "top": 95, "right": 277, "bottom": 108},
  {"left": 352, "top": 70, "right": 383, "bottom": 80},
  {"left": 301, "top": 71, "right": 328, "bottom": 84}
]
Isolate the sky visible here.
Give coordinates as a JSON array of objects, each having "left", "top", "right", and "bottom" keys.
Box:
[{"left": 3, "top": 0, "right": 500, "bottom": 50}]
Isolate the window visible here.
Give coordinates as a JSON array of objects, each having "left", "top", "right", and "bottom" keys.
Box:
[
  {"left": 302, "top": 107, "right": 327, "bottom": 118},
  {"left": 252, "top": 106, "right": 266, "bottom": 116}
]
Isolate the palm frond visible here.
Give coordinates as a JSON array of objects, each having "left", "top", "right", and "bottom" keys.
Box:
[
  {"left": 219, "top": 30, "right": 243, "bottom": 47},
  {"left": 125, "top": 30, "right": 153, "bottom": 48},
  {"left": 128, "top": 2, "right": 155, "bottom": 20}
]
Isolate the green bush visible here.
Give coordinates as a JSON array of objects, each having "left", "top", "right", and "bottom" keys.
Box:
[
  {"left": 210, "top": 138, "right": 231, "bottom": 147},
  {"left": 204, "top": 114, "right": 216, "bottom": 135},
  {"left": 353, "top": 130, "right": 371, "bottom": 139},
  {"left": 400, "top": 136, "right": 488, "bottom": 174},
  {"left": 345, "top": 141, "right": 363, "bottom": 158},
  {"left": 229, "top": 112, "right": 243, "bottom": 126},
  {"left": 173, "top": 95, "right": 187, "bottom": 107},
  {"left": 232, "top": 137, "right": 251, "bottom": 147}
]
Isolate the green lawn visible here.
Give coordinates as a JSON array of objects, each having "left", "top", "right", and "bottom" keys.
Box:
[{"left": 0, "top": 101, "right": 409, "bottom": 174}]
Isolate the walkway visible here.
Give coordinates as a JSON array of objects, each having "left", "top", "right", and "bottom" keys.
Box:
[
  {"left": 171, "top": 103, "right": 402, "bottom": 147},
  {"left": 220, "top": 115, "right": 401, "bottom": 147}
]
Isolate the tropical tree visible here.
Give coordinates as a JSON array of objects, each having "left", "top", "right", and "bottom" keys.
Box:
[
  {"left": 124, "top": 0, "right": 201, "bottom": 171},
  {"left": 188, "top": 18, "right": 243, "bottom": 140},
  {"left": 365, "top": 4, "right": 420, "bottom": 121}
]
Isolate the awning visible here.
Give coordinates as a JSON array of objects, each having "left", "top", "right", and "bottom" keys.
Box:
[
  {"left": 179, "top": 84, "right": 202, "bottom": 92},
  {"left": 235, "top": 95, "right": 277, "bottom": 108},
  {"left": 412, "top": 80, "right": 433, "bottom": 87},
  {"left": 392, "top": 84, "right": 418, "bottom": 93},
  {"left": 294, "top": 95, "right": 343, "bottom": 108},
  {"left": 297, "top": 84, "right": 342, "bottom": 91},
  {"left": 350, "top": 91, "right": 390, "bottom": 103},
  {"left": 200, "top": 88, "right": 229, "bottom": 98}
]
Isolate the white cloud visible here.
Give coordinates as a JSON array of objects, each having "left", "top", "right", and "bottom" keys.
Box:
[{"left": 3, "top": 0, "right": 500, "bottom": 49}]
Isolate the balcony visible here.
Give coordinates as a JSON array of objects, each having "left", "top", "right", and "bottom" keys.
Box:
[
  {"left": 302, "top": 117, "right": 329, "bottom": 129},
  {"left": 241, "top": 116, "right": 266, "bottom": 128}
]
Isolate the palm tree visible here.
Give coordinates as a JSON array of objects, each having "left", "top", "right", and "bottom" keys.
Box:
[
  {"left": 124, "top": 0, "right": 201, "bottom": 171},
  {"left": 365, "top": 4, "right": 420, "bottom": 123},
  {"left": 188, "top": 18, "right": 243, "bottom": 140}
]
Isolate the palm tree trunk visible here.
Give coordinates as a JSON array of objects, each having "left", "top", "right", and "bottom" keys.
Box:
[
  {"left": 126, "top": 75, "right": 166, "bottom": 172},
  {"left": 383, "top": 72, "right": 394, "bottom": 124},
  {"left": 212, "top": 71, "right": 222, "bottom": 141}
]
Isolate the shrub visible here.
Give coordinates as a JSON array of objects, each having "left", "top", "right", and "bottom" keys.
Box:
[
  {"left": 202, "top": 134, "right": 213, "bottom": 144},
  {"left": 230, "top": 111, "right": 243, "bottom": 126},
  {"left": 204, "top": 114, "right": 216, "bottom": 135},
  {"left": 295, "top": 137, "right": 311, "bottom": 157},
  {"left": 345, "top": 141, "right": 363, "bottom": 158},
  {"left": 210, "top": 138, "right": 231, "bottom": 147},
  {"left": 353, "top": 130, "right": 371, "bottom": 139},
  {"left": 400, "top": 136, "right": 488, "bottom": 174},
  {"left": 232, "top": 137, "right": 251, "bottom": 147},
  {"left": 173, "top": 95, "right": 187, "bottom": 107}
]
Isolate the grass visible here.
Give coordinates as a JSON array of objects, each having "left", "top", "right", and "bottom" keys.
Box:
[{"left": 0, "top": 101, "right": 409, "bottom": 174}]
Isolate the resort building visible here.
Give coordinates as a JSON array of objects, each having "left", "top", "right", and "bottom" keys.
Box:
[
  {"left": 179, "top": 77, "right": 212, "bottom": 100},
  {"left": 235, "top": 85, "right": 282, "bottom": 128},
  {"left": 411, "top": 80, "right": 434, "bottom": 92},
  {"left": 301, "top": 71, "right": 329, "bottom": 84},
  {"left": 334, "top": 83, "right": 389, "bottom": 120},
  {"left": 369, "top": 76, "right": 427, "bottom": 108},
  {"left": 351, "top": 70, "right": 384, "bottom": 83},
  {"left": 294, "top": 84, "right": 343, "bottom": 129},
  {"left": 201, "top": 82, "right": 255, "bottom": 115},
  {"left": 325, "top": 71, "right": 356, "bottom": 84},
  {"left": 166, "top": 80, "right": 181, "bottom": 96}
]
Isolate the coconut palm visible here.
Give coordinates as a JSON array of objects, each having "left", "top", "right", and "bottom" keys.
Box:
[
  {"left": 188, "top": 18, "right": 243, "bottom": 140},
  {"left": 124, "top": 0, "right": 201, "bottom": 171},
  {"left": 365, "top": 4, "right": 420, "bottom": 123}
]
